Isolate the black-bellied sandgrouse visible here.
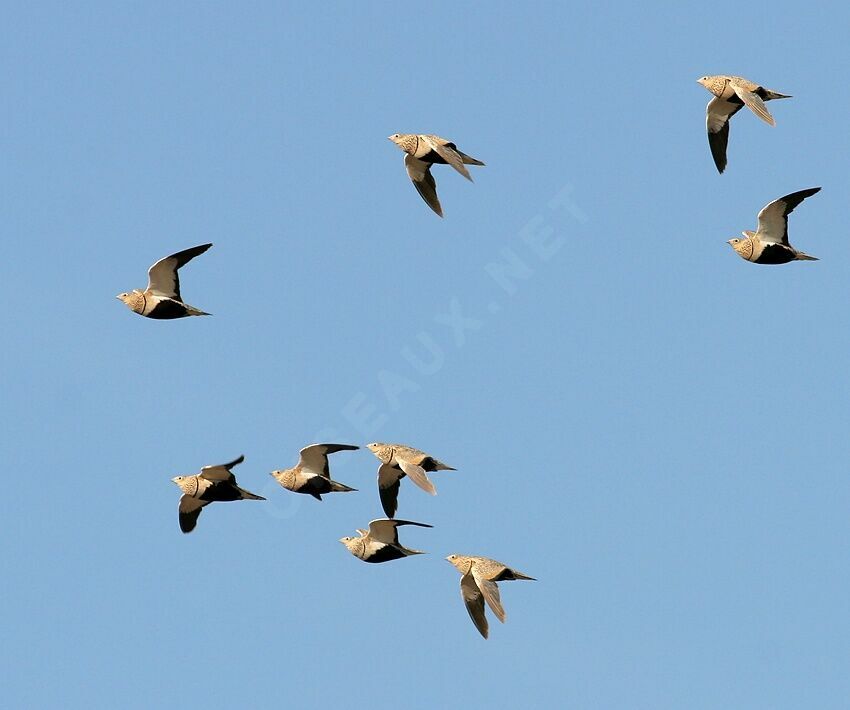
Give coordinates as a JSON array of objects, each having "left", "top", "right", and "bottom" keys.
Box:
[{"left": 171, "top": 455, "right": 264, "bottom": 533}]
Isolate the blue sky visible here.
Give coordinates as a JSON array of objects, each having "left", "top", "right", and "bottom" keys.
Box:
[{"left": 3, "top": 2, "right": 850, "bottom": 708}]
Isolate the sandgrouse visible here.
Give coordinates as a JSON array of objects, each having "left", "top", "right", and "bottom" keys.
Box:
[
  {"left": 171, "top": 455, "right": 265, "bottom": 533},
  {"left": 339, "top": 518, "right": 432, "bottom": 563},
  {"left": 446, "top": 555, "right": 535, "bottom": 639},
  {"left": 697, "top": 75, "right": 791, "bottom": 174},
  {"left": 366, "top": 442, "right": 455, "bottom": 518},
  {"left": 270, "top": 443, "right": 359, "bottom": 500},
  {"left": 117, "top": 243, "right": 212, "bottom": 319},
  {"left": 388, "top": 133, "right": 484, "bottom": 217},
  {"left": 727, "top": 187, "right": 820, "bottom": 264}
]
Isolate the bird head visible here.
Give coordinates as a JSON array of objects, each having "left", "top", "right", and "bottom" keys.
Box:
[
  {"left": 727, "top": 235, "right": 754, "bottom": 261},
  {"left": 339, "top": 536, "right": 358, "bottom": 553},
  {"left": 366, "top": 443, "right": 391, "bottom": 463},
  {"left": 116, "top": 290, "right": 145, "bottom": 313},
  {"left": 171, "top": 475, "right": 196, "bottom": 495},
  {"left": 387, "top": 133, "right": 416, "bottom": 154},
  {"left": 696, "top": 76, "right": 711, "bottom": 88},
  {"left": 446, "top": 554, "right": 470, "bottom": 572},
  {"left": 269, "top": 468, "right": 294, "bottom": 489}
]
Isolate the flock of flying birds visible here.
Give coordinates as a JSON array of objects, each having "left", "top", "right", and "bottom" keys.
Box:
[{"left": 114, "top": 74, "right": 820, "bottom": 639}]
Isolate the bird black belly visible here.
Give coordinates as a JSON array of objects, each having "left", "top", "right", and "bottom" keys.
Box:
[
  {"left": 146, "top": 299, "right": 190, "bottom": 319},
  {"left": 365, "top": 545, "right": 407, "bottom": 563},
  {"left": 307, "top": 478, "right": 332, "bottom": 496},
  {"left": 755, "top": 245, "right": 795, "bottom": 264},
  {"left": 202, "top": 483, "right": 242, "bottom": 502},
  {"left": 420, "top": 150, "right": 446, "bottom": 164}
]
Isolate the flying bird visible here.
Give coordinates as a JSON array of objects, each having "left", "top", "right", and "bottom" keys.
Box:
[
  {"left": 388, "top": 133, "right": 484, "bottom": 217},
  {"left": 727, "top": 187, "right": 821, "bottom": 264},
  {"left": 366, "top": 442, "right": 455, "bottom": 518},
  {"left": 446, "top": 554, "right": 535, "bottom": 639},
  {"left": 117, "top": 243, "right": 212, "bottom": 319},
  {"left": 270, "top": 443, "right": 359, "bottom": 500},
  {"left": 697, "top": 75, "right": 791, "bottom": 173},
  {"left": 339, "top": 518, "right": 432, "bottom": 563},
  {"left": 171, "top": 455, "right": 265, "bottom": 533}
]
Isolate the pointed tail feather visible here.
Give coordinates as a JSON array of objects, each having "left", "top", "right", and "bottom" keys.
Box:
[
  {"left": 795, "top": 252, "right": 818, "bottom": 261},
  {"left": 238, "top": 488, "right": 266, "bottom": 500},
  {"left": 329, "top": 480, "right": 357, "bottom": 493},
  {"left": 460, "top": 152, "right": 485, "bottom": 166},
  {"left": 765, "top": 90, "right": 791, "bottom": 100}
]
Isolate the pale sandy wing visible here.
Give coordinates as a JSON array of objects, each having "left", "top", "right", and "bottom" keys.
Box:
[
  {"left": 377, "top": 463, "right": 402, "bottom": 518},
  {"left": 706, "top": 97, "right": 742, "bottom": 174},
  {"left": 200, "top": 454, "right": 244, "bottom": 481},
  {"left": 367, "top": 518, "right": 402, "bottom": 545},
  {"left": 422, "top": 135, "right": 473, "bottom": 181},
  {"left": 397, "top": 459, "right": 437, "bottom": 495},
  {"left": 146, "top": 243, "right": 212, "bottom": 299},
  {"left": 367, "top": 518, "right": 432, "bottom": 545},
  {"left": 755, "top": 188, "right": 821, "bottom": 245},
  {"left": 460, "top": 570, "right": 489, "bottom": 638},
  {"left": 178, "top": 495, "right": 209, "bottom": 533},
  {"left": 405, "top": 154, "right": 443, "bottom": 217},
  {"left": 472, "top": 567, "right": 505, "bottom": 622},
  {"left": 729, "top": 82, "right": 775, "bottom": 126},
  {"left": 298, "top": 444, "right": 332, "bottom": 477},
  {"left": 299, "top": 443, "right": 359, "bottom": 478}
]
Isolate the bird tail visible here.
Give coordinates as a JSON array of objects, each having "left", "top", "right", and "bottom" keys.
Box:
[
  {"left": 329, "top": 480, "right": 357, "bottom": 493},
  {"left": 765, "top": 90, "right": 791, "bottom": 100},
  {"left": 460, "top": 152, "right": 485, "bottom": 166},
  {"left": 795, "top": 252, "right": 819, "bottom": 261},
  {"left": 185, "top": 304, "right": 212, "bottom": 316},
  {"left": 238, "top": 488, "right": 266, "bottom": 501},
  {"left": 510, "top": 571, "right": 536, "bottom": 581}
]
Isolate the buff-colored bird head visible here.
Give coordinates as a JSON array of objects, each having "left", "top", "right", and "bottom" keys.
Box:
[
  {"left": 339, "top": 536, "right": 360, "bottom": 554},
  {"left": 446, "top": 554, "right": 473, "bottom": 573},
  {"left": 116, "top": 290, "right": 145, "bottom": 313},
  {"left": 366, "top": 442, "right": 392, "bottom": 463},
  {"left": 171, "top": 475, "right": 196, "bottom": 495},
  {"left": 269, "top": 468, "right": 295, "bottom": 489},
  {"left": 727, "top": 236, "right": 754, "bottom": 261},
  {"left": 387, "top": 133, "right": 416, "bottom": 154}
]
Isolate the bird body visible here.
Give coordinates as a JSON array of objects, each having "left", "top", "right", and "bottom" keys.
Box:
[
  {"left": 339, "top": 518, "right": 432, "bottom": 563},
  {"left": 446, "top": 554, "right": 535, "bottom": 639},
  {"left": 117, "top": 243, "right": 212, "bottom": 319},
  {"left": 271, "top": 443, "right": 359, "bottom": 500},
  {"left": 171, "top": 455, "right": 265, "bottom": 533},
  {"left": 366, "top": 442, "right": 455, "bottom": 518},
  {"left": 388, "top": 133, "right": 484, "bottom": 217},
  {"left": 728, "top": 187, "right": 820, "bottom": 264},
  {"left": 697, "top": 75, "right": 791, "bottom": 173}
]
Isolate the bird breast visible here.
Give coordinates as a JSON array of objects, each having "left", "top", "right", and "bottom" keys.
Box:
[
  {"left": 127, "top": 291, "right": 147, "bottom": 314},
  {"left": 176, "top": 476, "right": 200, "bottom": 496},
  {"left": 277, "top": 468, "right": 296, "bottom": 489},
  {"left": 708, "top": 76, "right": 731, "bottom": 98},
  {"left": 373, "top": 446, "right": 393, "bottom": 464},
  {"left": 735, "top": 237, "right": 755, "bottom": 261}
]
